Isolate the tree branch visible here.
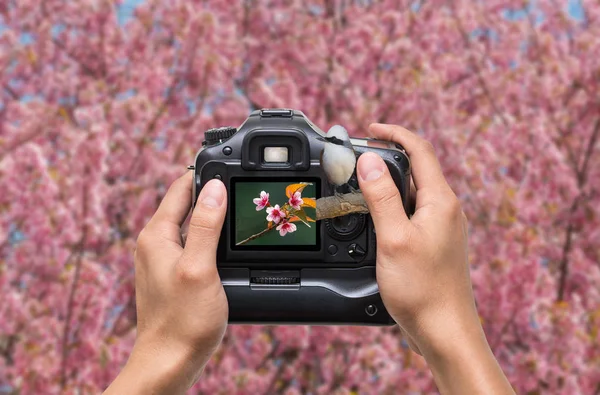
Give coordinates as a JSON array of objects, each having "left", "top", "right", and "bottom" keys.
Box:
[
  {"left": 236, "top": 226, "right": 276, "bottom": 246},
  {"left": 315, "top": 192, "right": 369, "bottom": 219},
  {"left": 236, "top": 193, "right": 369, "bottom": 245},
  {"left": 60, "top": 166, "right": 89, "bottom": 389},
  {"left": 60, "top": 248, "right": 85, "bottom": 389},
  {"left": 577, "top": 119, "right": 600, "bottom": 186},
  {"left": 556, "top": 120, "right": 600, "bottom": 301}
]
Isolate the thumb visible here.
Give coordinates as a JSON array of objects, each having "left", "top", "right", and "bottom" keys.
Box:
[
  {"left": 182, "top": 179, "right": 227, "bottom": 265},
  {"left": 357, "top": 152, "right": 409, "bottom": 237}
]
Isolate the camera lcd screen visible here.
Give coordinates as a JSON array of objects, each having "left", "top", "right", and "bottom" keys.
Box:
[{"left": 231, "top": 178, "right": 320, "bottom": 250}]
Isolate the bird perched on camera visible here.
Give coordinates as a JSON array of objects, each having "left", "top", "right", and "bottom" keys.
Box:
[{"left": 318, "top": 125, "right": 357, "bottom": 196}]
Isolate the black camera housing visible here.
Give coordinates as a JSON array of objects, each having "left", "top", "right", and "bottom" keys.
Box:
[{"left": 191, "top": 109, "right": 411, "bottom": 325}]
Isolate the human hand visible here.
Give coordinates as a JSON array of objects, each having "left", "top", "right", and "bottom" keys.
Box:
[
  {"left": 105, "top": 172, "right": 228, "bottom": 395},
  {"left": 357, "top": 124, "right": 473, "bottom": 353},
  {"left": 357, "top": 124, "right": 514, "bottom": 394}
]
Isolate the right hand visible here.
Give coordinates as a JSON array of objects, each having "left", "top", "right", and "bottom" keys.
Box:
[
  {"left": 357, "top": 124, "right": 514, "bottom": 395},
  {"left": 356, "top": 123, "right": 477, "bottom": 355}
]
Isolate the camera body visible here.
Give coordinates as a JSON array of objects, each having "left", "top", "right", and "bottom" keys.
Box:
[{"left": 192, "top": 109, "right": 411, "bottom": 325}]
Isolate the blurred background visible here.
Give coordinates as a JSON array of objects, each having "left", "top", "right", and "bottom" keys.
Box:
[{"left": 1, "top": 0, "right": 599, "bottom": 393}]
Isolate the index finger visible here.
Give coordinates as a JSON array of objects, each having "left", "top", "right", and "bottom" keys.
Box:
[
  {"left": 145, "top": 171, "right": 193, "bottom": 246},
  {"left": 368, "top": 123, "right": 453, "bottom": 202}
]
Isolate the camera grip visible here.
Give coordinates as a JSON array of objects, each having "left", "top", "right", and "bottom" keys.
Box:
[{"left": 352, "top": 143, "right": 412, "bottom": 216}]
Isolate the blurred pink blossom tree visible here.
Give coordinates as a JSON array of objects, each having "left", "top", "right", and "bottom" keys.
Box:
[{"left": 1, "top": 0, "right": 599, "bottom": 393}]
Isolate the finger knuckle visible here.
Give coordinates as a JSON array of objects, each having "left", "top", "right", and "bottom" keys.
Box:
[
  {"left": 378, "top": 238, "right": 401, "bottom": 257},
  {"left": 176, "top": 264, "right": 201, "bottom": 284},
  {"left": 371, "top": 184, "right": 402, "bottom": 212},
  {"left": 135, "top": 228, "right": 153, "bottom": 252},
  {"left": 441, "top": 195, "right": 463, "bottom": 217},
  {"left": 188, "top": 213, "right": 221, "bottom": 235},
  {"left": 172, "top": 174, "right": 189, "bottom": 190},
  {"left": 385, "top": 124, "right": 412, "bottom": 140},
  {"left": 377, "top": 228, "right": 407, "bottom": 256},
  {"left": 419, "top": 140, "right": 436, "bottom": 155},
  {"left": 175, "top": 260, "right": 214, "bottom": 285},
  {"left": 461, "top": 210, "right": 468, "bottom": 223}
]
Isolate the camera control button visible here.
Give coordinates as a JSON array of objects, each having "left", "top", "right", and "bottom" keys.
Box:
[
  {"left": 325, "top": 214, "right": 366, "bottom": 241},
  {"left": 213, "top": 174, "right": 222, "bottom": 180},
  {"left": 204, "top": 126, "right": 237, "bottom": 146},
  {"left": 347, "top": 243, "right": 366, "bottom": 258},
  {"left": 222, "top": 146, "right": 232, "bottom": 155},
  {"left": 365, "top": 304, "right": 378, "bottom": 316},
  {"left": 195, "top": 173, "right": 201, "bottom": 189},
  {"left": 260, "top": 109, "right": 293, "bottom": 117},
  {"left": 327, "top": 244, "right": 338, "bottom": 255}
]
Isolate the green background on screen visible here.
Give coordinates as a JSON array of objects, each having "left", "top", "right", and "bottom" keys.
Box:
[{"left": 234, "top": 181, "right": 317, "bottom": 246}]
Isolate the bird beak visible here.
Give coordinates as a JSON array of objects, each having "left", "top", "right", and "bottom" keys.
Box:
[{"left": 316, "top": 136, "right": 327, "bottom": 142}]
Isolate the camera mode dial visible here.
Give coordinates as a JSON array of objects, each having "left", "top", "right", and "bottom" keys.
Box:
[
  {"left": 325, "top": 214, "right": 366, "bottom": 241},
  {"left": 203, "top": 126, "right": 237, "bottom": 146}
]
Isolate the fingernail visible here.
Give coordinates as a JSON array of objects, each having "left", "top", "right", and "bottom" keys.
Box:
[
  {"left": 200, "top": 179, "right": 225, "bottom": 208},
  {"left": 358, "top": 152, "right": 385, "bottom": 182}
]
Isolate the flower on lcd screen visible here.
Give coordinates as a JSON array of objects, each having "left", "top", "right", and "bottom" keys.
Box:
[{"left": 253, "top": 191, "right": 270, "bottom": 210}]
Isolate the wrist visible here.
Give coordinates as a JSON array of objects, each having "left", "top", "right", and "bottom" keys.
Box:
[
  {"left": 412, "top": 307, "right": 514, "bottom": 394},
  {"left": 415, "top": 305, "right": 487, "bottom": 361},
  {"left": 104, "top": 337, "right": 210, "bottom": 395}
]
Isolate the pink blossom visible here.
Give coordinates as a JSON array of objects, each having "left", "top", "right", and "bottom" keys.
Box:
[
  {"left": 288, "top": 191, "right": 304, "bottom": 210},
  {"left": 276, "top": 220, "right": 297, "bottom": 236},
  {"left": 266, "top": 204, "right": 286, "bottom": 224},
  {"left": 252, "top": 191, "right": 270, "bottom": 210}
]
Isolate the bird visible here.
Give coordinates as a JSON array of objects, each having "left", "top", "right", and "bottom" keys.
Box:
[{"left": 318, "top": 125, "right": 358, "bottom": 196}]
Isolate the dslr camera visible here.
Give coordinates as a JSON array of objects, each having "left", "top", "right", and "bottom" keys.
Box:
[{"left": 191, "top": 109, "right": 411, "bottom": 325}]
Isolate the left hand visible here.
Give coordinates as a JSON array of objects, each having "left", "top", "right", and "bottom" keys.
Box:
[{"left": 105, "top": 172, "right": 229, "bottom": 395}]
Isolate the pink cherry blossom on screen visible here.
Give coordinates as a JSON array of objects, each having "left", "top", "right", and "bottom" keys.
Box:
[
  {"left": 253, "top": 191, "right": 270, "bottom": 210},
  {"left": 276, "top": 220, "right": 297, "bottom": 236},
  {"left": 266, "top": 204, "right": 286, "bottom": 224},
  {"left": 288, "top": 191, "right": 303, "bottom": 210}
]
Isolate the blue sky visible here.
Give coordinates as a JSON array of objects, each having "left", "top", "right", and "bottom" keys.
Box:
[
  {"left": 567, "top": 0, "right": 585, "bottom": 21},
  {"left": 117, "top": 0, "right": 146, "bottom": 25}
]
